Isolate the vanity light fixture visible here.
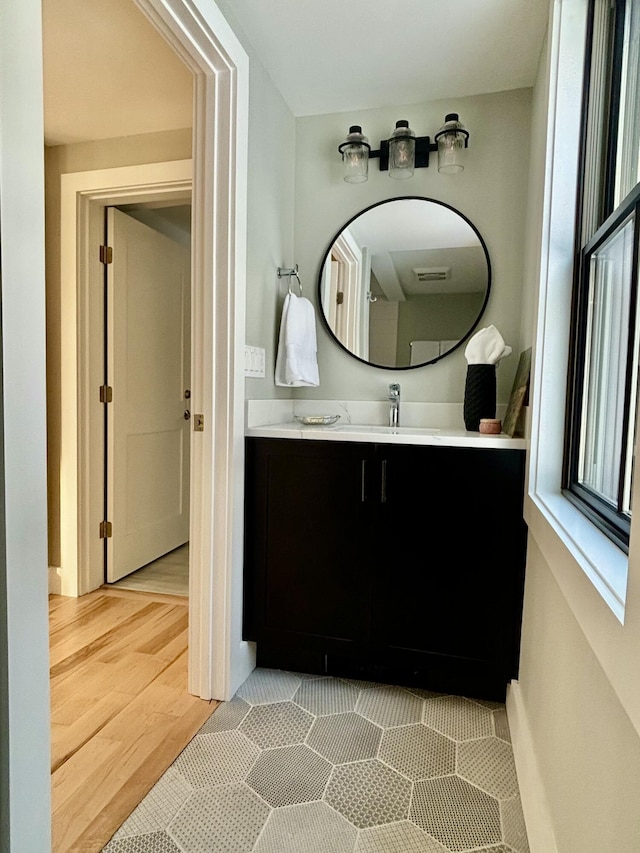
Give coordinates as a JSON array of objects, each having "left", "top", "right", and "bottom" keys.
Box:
[
  {"left": 338, "top": 114, "right": 469, "bottom": 183},
  {"left": 338, "top": 125, "right": 371, "bottom": 183}
]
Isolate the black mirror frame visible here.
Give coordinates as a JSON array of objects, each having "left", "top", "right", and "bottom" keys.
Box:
[{"left": 317, "top": 196, "right": 492, "bottom": 370}]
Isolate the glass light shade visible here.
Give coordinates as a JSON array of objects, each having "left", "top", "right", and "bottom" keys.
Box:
[
  {"left": 340, "top": 125, "right": 369, "bottom": 183},
  {"left": 436, "top": 113, "right": 468, "bottom": 174},
  {"left": 388, "top": 120, "right": 415, "bottom": 179}
]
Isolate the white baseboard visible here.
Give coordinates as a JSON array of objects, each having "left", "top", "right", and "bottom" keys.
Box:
[
  {"left": 48, "top": 566, "right": 62, "bottom": 595},
  {"left": 228, "top": 640, "right": 257, "bottom": 702},
  {"left": 506, "top": 680, "right": 559, "bottom": 853}
]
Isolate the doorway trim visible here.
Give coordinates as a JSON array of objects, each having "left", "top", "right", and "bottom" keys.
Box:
[
  {"left": 57, "top": 0, "right": 252, "bottom": 701},
  {"left": 59, "top": 160, "right": 193, "bottom": 599}
]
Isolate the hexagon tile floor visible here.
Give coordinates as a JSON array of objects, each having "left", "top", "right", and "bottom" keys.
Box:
[{"left": 102, "top": 668, "right": 530, "bottom": 853}]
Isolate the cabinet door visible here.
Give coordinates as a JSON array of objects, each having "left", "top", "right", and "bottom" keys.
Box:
[
  {"left": 371, "top": 444, "right": 526, "bottom": 693},
  {"left": 244, "top": 438, "right": 372, "bottom": 660}
]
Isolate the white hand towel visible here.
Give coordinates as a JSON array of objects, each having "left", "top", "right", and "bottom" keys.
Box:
[
  {"left": 464, "top": 325, "right": 512, "bottom": 365},
  {"left": 275, "top": 292, "right": 320, "bottom": 387}
]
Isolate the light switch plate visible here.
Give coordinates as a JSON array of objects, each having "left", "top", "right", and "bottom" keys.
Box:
[{"left": 244, "top": 345, "right": 266, "bottom": 378}]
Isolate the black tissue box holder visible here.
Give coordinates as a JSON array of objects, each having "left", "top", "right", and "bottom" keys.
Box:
[{"left": 463, "top": 364, "right": 496, "bottom": 431}]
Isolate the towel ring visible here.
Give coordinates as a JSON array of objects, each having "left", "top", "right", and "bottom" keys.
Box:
[{"left": 277, "top": 264, "right": 303, "bottom": 297}]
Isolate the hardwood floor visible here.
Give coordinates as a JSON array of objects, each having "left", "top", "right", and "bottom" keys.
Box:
[{"left": 49, "top": 587, "right": 218, "bottom": 853}]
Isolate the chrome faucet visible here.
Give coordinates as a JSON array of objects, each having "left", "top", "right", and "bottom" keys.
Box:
[{"left": 388, "top": 383, "right": 401, "bottom": 427}]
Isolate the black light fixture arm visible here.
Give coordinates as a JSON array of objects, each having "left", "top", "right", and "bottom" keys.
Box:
[
  {"left": 338, "top": 114, "right": 469, "bottom": 182},
  {"left": 434, "top": 124, "right": 469, "bottom": 146},
  {"left": 371, "top": 136, "right": 438, "bottom": 171},
  {"left": 338, "top": 127, "right": 438, "bottom": 169},
  {"left": 338, "top": 138, "right": 371, "bottom": 155}
]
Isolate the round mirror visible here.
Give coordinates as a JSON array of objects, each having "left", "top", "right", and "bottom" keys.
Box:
[{"left": 317, "top": 196, "right": 491, "bottom": 369}]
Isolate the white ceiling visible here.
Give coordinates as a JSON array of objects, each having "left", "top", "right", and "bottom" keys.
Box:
[
  {"left": 219, "top": 0, "right": 550, "bottom": 117},
  {"left": 42, "top": 0, "right": 549, "bottom": 145}
]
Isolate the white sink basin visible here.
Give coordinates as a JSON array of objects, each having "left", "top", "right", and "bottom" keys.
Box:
[{"left": 335, "top": 424, "right": 440, "bottom": 436}]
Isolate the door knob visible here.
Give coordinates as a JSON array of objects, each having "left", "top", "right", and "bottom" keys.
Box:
[{"left": 184, "top": 410, "right": 191, "bottom": 420}]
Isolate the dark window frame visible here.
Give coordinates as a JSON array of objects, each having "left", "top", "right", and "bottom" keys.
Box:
[{"left": 563, "top": 0, "right": 639, "bottom": 554}]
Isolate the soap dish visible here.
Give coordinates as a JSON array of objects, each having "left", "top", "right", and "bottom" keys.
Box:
[{"left": 294, "top": 414, "right": 341, "bottom": 426}]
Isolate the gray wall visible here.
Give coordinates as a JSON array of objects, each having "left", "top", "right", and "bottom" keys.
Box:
[
  {"left": 292, "top": 88, "right": 532, "bottom": 406},
  {"left": 215, "top": 0, "right": 296, "bottom": 403},
  {"left": 518, "top": 541, "right": 640, "bottom": 851},
  {"left": 396, "top": 292, "right": 485, "bottom": 364},
  {"left": 512, "top": 9, "right": 640, "bottom": 852}
]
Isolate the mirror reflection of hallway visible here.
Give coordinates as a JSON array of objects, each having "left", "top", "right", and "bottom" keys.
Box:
[
  {"left": 105, "top": 202, "right": 191, "bottom": 597},
  {"left": 318, "top": 197, "right": 491, "bottom": 369}
]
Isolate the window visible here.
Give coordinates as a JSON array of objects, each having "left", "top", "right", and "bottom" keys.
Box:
[{"left": 564, "top": 0, "right": 640, "bottom": 553}]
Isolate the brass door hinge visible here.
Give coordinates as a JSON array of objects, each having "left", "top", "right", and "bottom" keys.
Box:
[
  {"left": 100, "top": 245, "right": 113, "bottom": 264},
  {"left": 99, "top": 385, "right": 113, "bottom": 403},
  {"left": 99, "top": 520, "right": 113, "bottom": 539}
]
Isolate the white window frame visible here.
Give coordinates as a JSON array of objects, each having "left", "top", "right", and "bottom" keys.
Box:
[{"left": 528, "top": 0, "right": 629, "bottom": 623}]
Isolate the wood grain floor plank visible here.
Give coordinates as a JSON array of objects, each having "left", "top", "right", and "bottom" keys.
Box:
[
  {"left": 106, "top": 651, "right": 171, "bottom": 696},
  {"left": 48, "top": 594, "right": 143, "bottom": 642},
  {"left": 48, "top": 592, "right": 106, "bottom": 622},
  {"left": 133, "top": 610, "right": 189, "bottom": 657},
  {"left": 65, "top": 701, "right": 215, "bottom": 853},
  {"left": 154, "top": 647, "right": 189, "bottom": 685},
  {"left": 48, "top": 593, "right": 72, "bottom": 614},
  {"left": 95, "top": 605, "right": 186, "bottom": 664},
  {"left": 50, "top": 690, "right": 132, "bottom": 772},
  {"left": 49, "top": 600, "right": 163, "bottom": 668},
  {"left": 146, "top": 625, "right": 190, "bottom": 663},
  {"left": 51, "top": 654, "right": 177, "bottom": 744},
  {"left": 51, "top": 734, "right": 122, "bottom": 815},
  {"left": 118, "top": 676, "right": 203, "bottom": 719},
  {"left": 52, "top": 713, "right": 176, "bottom": 852},
  {"left": 50, "top": 609, "right": 187, "bottom": 719},
  {"left": 51, "top": 661, "right": 115, "bottom": 724},
  {"left": 49, "top": 589, "right": 217, "bottom": 853},
  {"left": 50, "top": 607, "right": 184, "bottom": 693}
]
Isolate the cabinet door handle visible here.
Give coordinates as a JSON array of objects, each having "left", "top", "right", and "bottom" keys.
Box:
[
  {"left": 361, "top": 460, "right": 366, "bottom": 502},
  {"left": 381, "top": 459, "right": 387, "bottom": 503}
]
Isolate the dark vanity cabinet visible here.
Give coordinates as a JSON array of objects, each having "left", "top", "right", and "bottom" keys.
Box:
[
  {"left": 243, "top": 437, "right": 527, "bottom": 701},
  {"left": 243, "top": 439, "right": 373, "bottom": 661},
  {"left": 368, "top": 442, "right": 527, "bottom": 700}
]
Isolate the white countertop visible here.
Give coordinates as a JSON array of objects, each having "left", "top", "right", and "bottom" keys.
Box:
[{"left": 245, "top": 421, "right": 527, "bottom": 450}]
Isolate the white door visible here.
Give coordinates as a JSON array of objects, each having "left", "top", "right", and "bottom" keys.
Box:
[{"left": 106, "top": 207, "right": 191, "bottom": 582}]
